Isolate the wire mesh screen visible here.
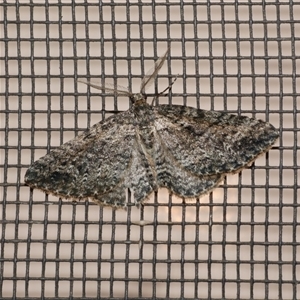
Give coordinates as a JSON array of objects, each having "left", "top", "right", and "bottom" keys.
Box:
[{"left": 0, "top": 1, "right": 299, "bottom": 299}]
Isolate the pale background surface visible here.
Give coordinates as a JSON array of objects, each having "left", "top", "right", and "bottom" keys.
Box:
[{"left": 1, "top": 1, "right": 299, "bottom": 299}]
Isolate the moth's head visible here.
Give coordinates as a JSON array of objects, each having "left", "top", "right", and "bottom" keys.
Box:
[{"left": 131, "top": 93, "right": 147, "bottom": 105}]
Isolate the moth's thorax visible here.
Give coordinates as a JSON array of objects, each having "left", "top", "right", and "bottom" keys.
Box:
[
  {"left": 138, "top": 126, "right": 155, "bottom": 150},
  {"left": 130, "top": 99, "right": 156, "bottom": 152},
  {"left": 132, "top": 98, "right": 154, "bottom": 124}
]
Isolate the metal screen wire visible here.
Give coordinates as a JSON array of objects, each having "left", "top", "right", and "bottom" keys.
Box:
[{"left": 1, "top": 1, "right": 298, "bottom": 299}]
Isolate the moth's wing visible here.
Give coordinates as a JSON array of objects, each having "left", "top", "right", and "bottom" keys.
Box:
[
  {"left": 24, "top": 110, "right": 154, "bottom": 208},
  {"left": 154, "top": 105, "right": 279, "bottom": 177},
  {"left": 157, "top": 151, "right": 223, "bottom": 198}
]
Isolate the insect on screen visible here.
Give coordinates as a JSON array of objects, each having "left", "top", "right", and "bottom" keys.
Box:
[{"left": 0, "top": 1, "right": 298, "bottom": 300}]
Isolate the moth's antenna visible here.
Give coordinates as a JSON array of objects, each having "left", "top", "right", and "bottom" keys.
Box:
[
  {"left": 151, "top": 75, "right": 178, "bottom": 106},
  {"left": 78, "top": 79, "right": 133, "bottom": 97},
  {"left": 140, "top": 50, "right": 169, "bottom": 94}
]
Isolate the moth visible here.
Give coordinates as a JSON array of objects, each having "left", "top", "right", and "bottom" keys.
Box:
[{"left": 24, "top": 51, "right": 279, "bottom": 208}]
